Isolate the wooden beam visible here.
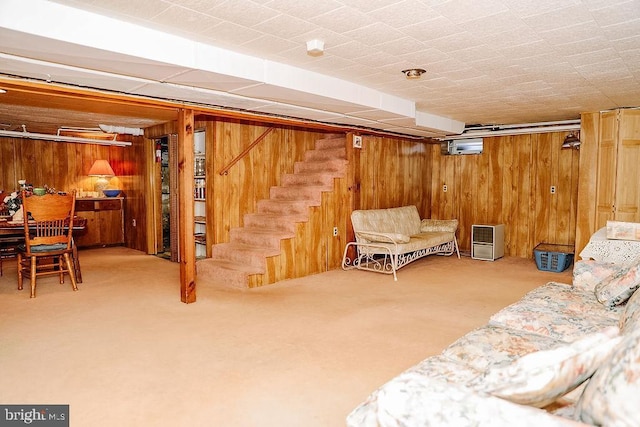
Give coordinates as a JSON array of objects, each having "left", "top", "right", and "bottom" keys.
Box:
[{"left": 178, "top": 109, "right": 196, "bottom": 303}]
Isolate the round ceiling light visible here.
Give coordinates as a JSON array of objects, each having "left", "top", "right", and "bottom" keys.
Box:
[{"left": 401, "top": 68, "right": 426, "bottom": 79}]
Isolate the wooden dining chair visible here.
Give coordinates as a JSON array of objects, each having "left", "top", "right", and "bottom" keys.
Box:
[{"left": 17, "top": 191, "right": 78, "bottom": 298}]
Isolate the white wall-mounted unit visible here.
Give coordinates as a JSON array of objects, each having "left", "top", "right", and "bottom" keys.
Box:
[
  {"left": 440, "top": 138, "right": 483, "bottom": 155},
  {"left": 471, "top": 224, "right": 505, "bottom": 261}
]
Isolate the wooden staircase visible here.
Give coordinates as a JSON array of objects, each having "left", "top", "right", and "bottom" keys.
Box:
[{"left": 196, "top": 136, "right": 348, "bottom": 289}]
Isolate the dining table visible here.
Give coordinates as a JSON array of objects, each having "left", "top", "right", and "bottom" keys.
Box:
[{"left": 0, "top": 216, "right": 87, "bottom": 281}]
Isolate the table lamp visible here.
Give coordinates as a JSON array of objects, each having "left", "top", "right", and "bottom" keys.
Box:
[{"left": 88, "top": 159, "right": 115, "bottom": 192}]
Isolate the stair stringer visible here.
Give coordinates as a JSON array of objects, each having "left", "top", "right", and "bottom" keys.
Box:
[
  {"left": 197, "top": 135, "right": 350, "bottom": 289},
  {"left": 247, "top": 175, "right": 351, "bottom": 288}
]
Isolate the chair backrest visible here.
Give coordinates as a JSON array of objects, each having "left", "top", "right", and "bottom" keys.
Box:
[{"left": 22, "top": 191, "right": 76, "bottom": 250}]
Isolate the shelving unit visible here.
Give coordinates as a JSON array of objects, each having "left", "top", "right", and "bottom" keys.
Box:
[{"left": 194, "top": 130, "right": 207, "bottom": 259}]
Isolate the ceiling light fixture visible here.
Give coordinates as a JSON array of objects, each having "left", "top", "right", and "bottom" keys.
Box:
[
  {"left": 402, "top": 68, "right": 426, "bottom": 79},
  {"left": 306, "top": 39, "right": 324, "bottom": 57}
]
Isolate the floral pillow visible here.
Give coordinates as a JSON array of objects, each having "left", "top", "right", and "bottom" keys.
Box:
[
  {"left": 619, "top": 288, "right": 640, "bottom": 333},
  {"left": 577, "top": 328, "right": 640, "bottom": 426},
  {"left": 594, "top": 262, "right": 640, "bottom": 309},
  {"left": 467, "top": 327, "right": 621, "bottom": 408}
]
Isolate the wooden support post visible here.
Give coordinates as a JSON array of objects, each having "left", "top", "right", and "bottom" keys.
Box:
[
  {"left": 178, "top": 109, "right": 196, "bottom": 303},
  {"left": 345, "top": 132, "right": 361, "bottom": 261}
]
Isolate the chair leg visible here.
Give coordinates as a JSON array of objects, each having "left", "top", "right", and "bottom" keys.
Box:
[
  {"left": 17, "top": 253, "right": 23, "bottom": 290},
  {"left": 72, "top": 245, "right": 83, "bottom": 283},
  {"left": 63, "top": 253, "right": 78, "bottom": 292},
  {"left": 30, "top": 256, "right": 37, "bottom": 298},
  {"left": 58, "top": 256, "right": 65, "bottom": 284}
]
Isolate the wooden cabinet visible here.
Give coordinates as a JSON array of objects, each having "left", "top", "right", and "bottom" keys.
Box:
[
  {"left": 74, "top": 197, "right": 124, "bottom": 247},
  {"left": 595, "top": 109, "right": 640, "bottom": 228}
]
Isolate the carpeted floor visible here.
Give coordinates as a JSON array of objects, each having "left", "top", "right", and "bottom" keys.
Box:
[{"left": 0, "top": 247, "right": 573, "bottom": 426}]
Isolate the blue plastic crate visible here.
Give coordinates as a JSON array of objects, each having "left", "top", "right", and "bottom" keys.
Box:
[{"left": 534, "top": 243, "right": 574, "bottom": 272}]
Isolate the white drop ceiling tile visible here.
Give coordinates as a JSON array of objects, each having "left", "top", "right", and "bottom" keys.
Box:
[
  {"left": 311, "top": 6, "right": 376, "bottom": 33},
  {"left": 202, "top": 0, "right": 280, "bottom": 27},
  {"left": 375, "top": 37, "right": 429, "bottom": 56},
  {"left": 326, "top": 40, "right": 377, "bottom": 61},
  {"left": 575, "top": 58, "right": 634, "bottom": 80},
  {"left": 368, "top": 0, "right": 437, "bottom": 28},
  {"left": 239, "top": 34, "right": 299, "bottom": 57},
  {"left": 427, "top": 31, "right": 485, "bottom": 52},
  {"left": 149, "top": 5, "right": 223, "bottom": 36},
  {"left": 523, "top": 6, "right": 596, "bottom": 33},
  {"left": 465, "top": 10, "right": 526, "bottom": 37},
  {"left": 165, "top": 0, "right": 227, "bottom": 10},
  {"left": 262, "top": 0, "right": 343, "bottom": 19},
  {"left": 201, "top": 21, "right": 264, "bottom": 45},
  {"left": 539, "top": 21, "right": 606, "bottom": 46},
  {"left": 332, "top": 0, "right": 403, "bottom": 14},
  {"left": 551, "top": 37, "right": 614, "bottom": 58},
  {"left": 453, "top": 47, "right": 504, "bottom": 64},
  {"left": 478, "top": 26, "right": 543, "bottom": 49},
  {"left": 344, "top": 23, "right": 407, "bottom": 47},
  {"left": 400, "top": 15, "right": 462, "bottom": 41},
  {"left": 497, "top": 40, "right": 556, "bottom": 60},
  {"left": 601, "top": 19, "right": 640, "bottom": 42},
  {"left": 253, "top": 14, "right": 318, "bottom": 40},
  {"left": 614, "top": 35, "right": 640, "bottom": 52},
  {"left": 566, "top": 47, "right": 623, "bottom": 67},
  {"left": 591, "top": 1, "right": 640, "bottom": 26},
  {"left": 432, "top": 0, "right": 508, "bottom": 24},
  {"left": 502, "top": 0, "right": 584, "bottom": 19}
]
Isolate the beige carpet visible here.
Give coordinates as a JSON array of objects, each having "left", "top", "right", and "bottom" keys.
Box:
[{"left": 0, "top": 247, "right": 573, "bottom": 426}]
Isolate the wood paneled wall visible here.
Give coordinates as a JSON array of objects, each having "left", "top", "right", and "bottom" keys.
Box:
[
  {"left": 356, "top": 135, "right": 433, "bottom": 216},
  {"left": 428, "top": 132, "right": 580, "bottom": 257},
  {"left": 0, "top": 135, "right": 150, "bottom": 252}
]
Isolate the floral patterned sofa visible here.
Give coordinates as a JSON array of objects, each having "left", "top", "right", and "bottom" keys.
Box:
[
  {"left": 347, "top": 258, "right": 640, "bottom": 426},
  {"left": 342, "top": 205, "right": 459, "bottom": 280}
]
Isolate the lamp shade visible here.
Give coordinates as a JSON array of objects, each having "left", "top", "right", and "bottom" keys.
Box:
[{"left": 88, "top": 159, "right": 115, "bottom": 177}]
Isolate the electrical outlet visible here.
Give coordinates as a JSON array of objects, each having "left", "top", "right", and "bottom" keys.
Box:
[
  {"left": 353, "top": 135, "right": 362, "bottom": 148},
  {"left": 550, "top": 186, "right": 556, "bottom": 194},
  {"left": 443, "top": 184, "right": 448, "bottom": 192},
  {"left": 333, "top": 227, "right": 338, "bottom": 237}
]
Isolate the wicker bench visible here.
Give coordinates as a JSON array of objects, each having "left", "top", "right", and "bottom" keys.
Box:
[{"left": 342, "top": 205, "right": 459, "bottom": 280}]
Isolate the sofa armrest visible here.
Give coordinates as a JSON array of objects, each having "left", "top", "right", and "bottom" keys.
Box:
[
  {"left": 572, "top": 260, "right": 627, "bottom": 292},
  {"left": 421, "top": 218, "right": 458, "bottom": 233},
  {"left": 347, "top": 374, "right": 588, "bottom": 427},
  {"left": 355, "top": 230, "right": 411, "bottom": 244}
]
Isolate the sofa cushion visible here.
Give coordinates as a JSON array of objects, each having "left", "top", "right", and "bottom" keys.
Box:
[
  {"left": 346, "top": 374, "right": 590, "bottom": 427},
  {"left": 356, "top": 231, "right": 411, "bottom": 244},
  {"left": 594, "top": 262, "right": 640, "bottom": 309},
  {"left": 489, "top": 283, "right": 621, "bottom": 342},
  {"left": 442, "top": 325, "right": 562, "bottom": 372},
  {"left": 577, "top": 328, "right": 640, "bottom": 426},
  {"left": 467, "top": 326, "right": 621, "bottom": 408},
  {"left": 619, "top": 288, "right": 640, "bottom": 334},
  {"left": 351, "top": 205, "right": 422, "bottom": 237},
  {"left": 420, "top": 218, "right": 458, "bottom": 233}
]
